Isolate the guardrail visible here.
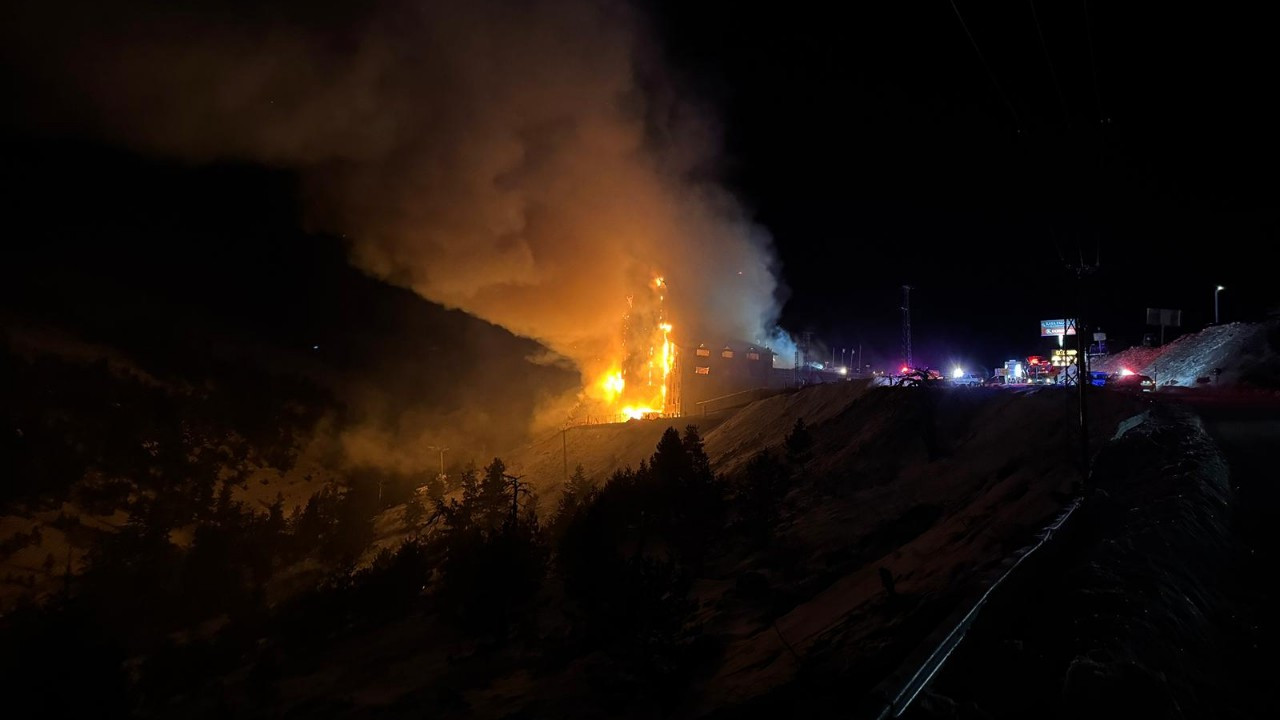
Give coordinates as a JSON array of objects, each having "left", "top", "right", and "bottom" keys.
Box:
[
  {"left": 864, "top": 409, "right": 1152, "bottom": 718},
  {"left": 866, "top": 496, "right": 1083, "bottom": 719},
  {"left": 693, "top": 387, "right": 787, "bottom": 415}
]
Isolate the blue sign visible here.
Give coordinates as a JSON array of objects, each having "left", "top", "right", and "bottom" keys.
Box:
[{"left": 1040, "top": 319, "right": 1077, "bottom": 337}]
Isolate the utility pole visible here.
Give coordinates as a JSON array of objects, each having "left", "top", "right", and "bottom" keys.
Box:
[
  {"left": 503, "top": 473, "right": 530, "bottom": 528},
  {"left": 427, "top": 445, "right": 449, "bottom": 485},
  {"left": 63, "top": 542, "right": 73, "bottom": 603},
  {"left": 793, "top": 332, "right": 813, "bottom": 388},
  {"left": 900, "top": 285, "right": 913, "bottom": 369},
  {"left": 1067, "top": 254, "right": 1098, "bottom": 487},
  {"left": 1215, "top": 285, "right": 1225, "bottom": 325}
]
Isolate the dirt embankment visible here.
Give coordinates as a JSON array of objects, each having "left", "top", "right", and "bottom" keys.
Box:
[
  {"left": 912, "top": 406, "right": 1247, "bottom": 719},
  {"left": 691, "top": 386, "right": 1146, "bottom": 717},
  {"left": 177, "top": 383, "right": 1149, "bottom": 719}
]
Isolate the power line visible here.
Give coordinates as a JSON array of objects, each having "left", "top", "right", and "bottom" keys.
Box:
[
  {"left": 947, "top": 0, "right": 1023, "bottom": 135},
  {"left": 1028, "top": 0, "right": 1071, "bottom": 127},
  {"left": 1081, "top": 0, "right": 1110, "bottom": 169},
  {"left": 1081, "top": 0, "right": 1106, "bottom": 124},
  {"left": 900, "top": 285, "right": 913, "bottom": 369}
]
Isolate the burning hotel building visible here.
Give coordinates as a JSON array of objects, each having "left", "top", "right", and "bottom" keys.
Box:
[
  {"left": 590, "top": 276, "right": 778, "bottom": 423},
  {"left": 677, "top": 341, "right": 776, "bottom": 416}
]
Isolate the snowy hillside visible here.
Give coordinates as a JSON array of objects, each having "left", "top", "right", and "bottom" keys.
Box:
[{"left": 1093, "top": 321, "right": 1273, "bottom": 387}]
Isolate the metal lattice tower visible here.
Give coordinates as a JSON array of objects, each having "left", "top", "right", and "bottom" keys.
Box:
[
  {"left": 794, "top": 332, "right": 814, "bottom": 388},
  {"left": 900, "top": 285, "right": 913, "bottom": 369}
]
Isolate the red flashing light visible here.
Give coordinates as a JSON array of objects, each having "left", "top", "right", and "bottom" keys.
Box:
[{"left": 900, "top": 366, "right": 910, "bottom": 374}]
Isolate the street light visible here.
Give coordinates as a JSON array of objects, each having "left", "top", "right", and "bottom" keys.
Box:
[
  {"left": 1215, "top": 285, "right": 1225, "bottom": 325},
  {"left": 426, "top": 445, "right": 449, "bottom": 481}
]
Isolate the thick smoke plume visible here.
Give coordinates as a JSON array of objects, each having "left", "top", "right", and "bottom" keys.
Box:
[{"left": 4, "top": 0, "right": 792, "bottom": 439}]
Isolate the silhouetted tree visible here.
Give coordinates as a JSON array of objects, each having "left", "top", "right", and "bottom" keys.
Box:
[
  {"left": 433, "top": 457, "right": 547, "bottom": 639},
  {"left": 738, "top": 450, "right": 789, "bottom": 540},
  {"left": 785, "top": 417, "right": 813, "bottom": 467},
  {"left": 265, "top": 493, "right": 286, "bottom": 537},
  {"left": 478, "top": 458, "right": 511, "bottom": 532},
  {"left": 423, "top": 471, "right": 446, "bottom": 501},
  {"left": 246, "top": 649, "right": 281, "bottom": 710},
  {"left": 557, "top": 427, "right": 722, "bottom": 680},
  {"left": 550, "top": 464, "right": 597, "bottom": 540},
  {"left": 403, "top": 493, "right": 426, "bottom": 528},
  {"left": 327, "top": 481, "right": 378, "bottom": 562},
  {"left": 214, "top": 481, "right": 236, "bottom": 523}
]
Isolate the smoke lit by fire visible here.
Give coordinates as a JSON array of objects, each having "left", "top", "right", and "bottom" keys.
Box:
[{"left": 2, "top": 0, "right": 795, "bottom": 443}]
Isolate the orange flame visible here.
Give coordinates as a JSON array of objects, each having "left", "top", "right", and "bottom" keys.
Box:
[{"left": 591, "top": 276, "right": 676, "bottom": 421}]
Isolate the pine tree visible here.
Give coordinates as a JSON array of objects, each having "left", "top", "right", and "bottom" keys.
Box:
[
  {"left": 403, "top": 494, "right": 425, "bottom": 527},
  {"left": 552, "top": 464, "right": 596, "bottom": 537},
  {"left": 740, "top": 450, "right": 788, "bottom": 539},
  {"left": 682, "top": 424, "right": 711, "bottom": 477},
  {"left": 785, "top": 417, "right": 813, "bottom": 466},
  {"left": 265, "top": 492, "right": 286, "bottom": 536},
  {"left": 480, "top": 458, "right": 510, "bottom": 532},
  {"left": 214, "top": 481, "right": 235, "bottom": 523},
  {"left": 567, "top": 464, "right": 596, "bottom": 501},
  {"left": 650, "top": 427, "right": 689, "bottom": 484}
]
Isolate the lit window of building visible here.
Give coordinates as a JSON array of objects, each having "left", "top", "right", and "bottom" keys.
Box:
[{"left": 695, "top": 366, "right": 710, "bottom": 375}]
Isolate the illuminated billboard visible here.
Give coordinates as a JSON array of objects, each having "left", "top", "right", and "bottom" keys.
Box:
[{"left": 1040, "top": 319, "right": 1077, "bottom": 337}]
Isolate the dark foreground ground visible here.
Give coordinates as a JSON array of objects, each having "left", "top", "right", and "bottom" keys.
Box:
[{"left": 907, "top": 392, "right": 1279, "bottom": 719}]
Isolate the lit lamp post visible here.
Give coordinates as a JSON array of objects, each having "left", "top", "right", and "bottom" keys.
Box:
[{"left": 1215, "top": 285, "right": 1225, "bottom": 325}]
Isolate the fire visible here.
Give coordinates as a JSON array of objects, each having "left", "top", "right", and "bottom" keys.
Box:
[
  {"left": 620, "top": 405, "right": 661, "bottom": 420},
  {"left": 589, "top": 276, "right": 678, "bottom": 422},
  {"left": 601, "top": 371, "right": 626, "bottom": 402}
]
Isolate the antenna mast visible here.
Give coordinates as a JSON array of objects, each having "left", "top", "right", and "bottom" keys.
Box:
[{"left": 900, "top": 285, "right": 913, "bottom": 369}]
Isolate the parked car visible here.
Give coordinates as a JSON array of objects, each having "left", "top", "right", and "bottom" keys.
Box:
[
  {"left": 950, "top": 373, "right": 984, "bottom": 388},
  {"left": 1109, "top": 371, "right": 1155, "bottom": 392}
]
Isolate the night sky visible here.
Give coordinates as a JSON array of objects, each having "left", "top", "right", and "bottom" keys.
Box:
[
  {"left": 3, "top": 0, "right": 1278, "bottom": 375},
  {"left": 654, "top": 0, "right": 1279, "bottom": 367}
]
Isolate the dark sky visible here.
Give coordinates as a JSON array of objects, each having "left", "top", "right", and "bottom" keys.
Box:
[
  {"left": 652, "top": 0, "right": 1279, "bottom": 368},
  {"left": 3, "top": 0, "right": 1278, "bottom": 376}
]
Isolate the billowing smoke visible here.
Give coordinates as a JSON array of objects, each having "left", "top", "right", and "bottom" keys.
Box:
[{"left": 3, "top": 0, "right": 792, "bottom": 446}]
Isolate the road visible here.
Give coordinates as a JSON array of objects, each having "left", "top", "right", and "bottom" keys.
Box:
[
  {"left": 1174, "top": 393, "right": 1280, "bottom": 718},
  {"left": 900, "top": 389, "right": 1280, "bottom": 719}
]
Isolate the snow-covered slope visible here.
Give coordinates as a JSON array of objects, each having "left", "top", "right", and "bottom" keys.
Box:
[
  {"left": 1093, "top": 321, "right": 1271, "bottom": 387},
  {"left": 263, "top": 383, "right": 1153, "bottom": 718},
  {"left": 504, "top": 380, "right": 875, "bottom": 494}
]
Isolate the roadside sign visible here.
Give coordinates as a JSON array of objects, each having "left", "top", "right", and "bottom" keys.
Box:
[
  {"left": 1145, "top": 308, "right": 1182, "bottom": 327},
  {"left": 1040, "top": 319, "right": 1077, "bottom": 337}
]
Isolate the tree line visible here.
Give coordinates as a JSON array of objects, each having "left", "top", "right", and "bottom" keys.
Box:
[{"left": 1, "top": 416, "right": 817, "bottom": 716}]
